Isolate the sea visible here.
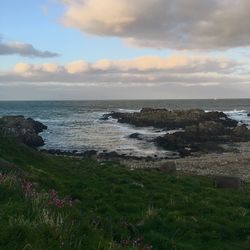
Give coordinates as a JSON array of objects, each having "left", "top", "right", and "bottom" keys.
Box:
[{"left": 0, "top": 99, "right": 249, "bottom": 158}]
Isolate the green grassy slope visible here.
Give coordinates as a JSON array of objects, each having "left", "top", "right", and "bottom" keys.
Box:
[{"left": 0, "top": 134, "right": 250, "bottom": 250}]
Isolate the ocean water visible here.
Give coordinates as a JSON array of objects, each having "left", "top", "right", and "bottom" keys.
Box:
[{"left": 0, "top": 99, "right": 249, "bottom": 157}]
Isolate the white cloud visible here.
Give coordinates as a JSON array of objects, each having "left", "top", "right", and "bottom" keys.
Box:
[{"left": 60, "top": 0, "right": 250, "bottom": 50}]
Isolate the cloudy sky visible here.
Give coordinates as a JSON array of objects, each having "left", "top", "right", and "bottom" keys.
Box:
[{"left": 0, "top": 0, "right": 250, "bottom": 100}]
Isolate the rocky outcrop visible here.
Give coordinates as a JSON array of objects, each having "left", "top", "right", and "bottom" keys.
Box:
[
  {"left": 104, "top": 108, "right": 250, "bottom": 157},
  {"left": 155, "top": 123, "right": 250, "bottom": 156},
  {"left": 0, "top": 116, "right": 47, "bottom": 147},
  {"left": 106, "top": 108, "right": 238, "bottom": 129}
]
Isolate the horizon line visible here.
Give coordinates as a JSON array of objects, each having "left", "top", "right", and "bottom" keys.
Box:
[{"left": 0, "top": 97, "right": 249, "bottom": 102}]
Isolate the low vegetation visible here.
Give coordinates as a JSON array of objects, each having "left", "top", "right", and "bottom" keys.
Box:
[{"left": 0, "top": 134, "right": 250, "bottom": 249}]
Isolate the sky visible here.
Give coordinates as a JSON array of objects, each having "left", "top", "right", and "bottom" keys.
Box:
[{"left": 0, "top": 0, "right": 250, "bottom": 100}]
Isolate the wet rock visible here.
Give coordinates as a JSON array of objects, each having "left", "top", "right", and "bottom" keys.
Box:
[
  {"left": 213, "top": 176, "right": 243, "bottom": 190},
  {"left": 128, "top": 133, "right": 144, "bottom": 140},
  {"left": 100, "top": 113, "right": 111, "bottom": 121},
  {"left": 0, "top": 116, "right": 47, "bottom": 147}
]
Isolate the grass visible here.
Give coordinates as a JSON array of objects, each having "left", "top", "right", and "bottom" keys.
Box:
[{"left": 0, "top": 134, "right": 250, "bottom": 249}]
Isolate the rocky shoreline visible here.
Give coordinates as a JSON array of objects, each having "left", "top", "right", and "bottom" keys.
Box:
[
  {"left": 104, "top": 108, "right": 250, "bottom": 157},
  {"left": 119, "top": 141, "right": 250, "bottom": 182},
  {"left": 1, "top": 111, "right": 250, "bottom": 182}
]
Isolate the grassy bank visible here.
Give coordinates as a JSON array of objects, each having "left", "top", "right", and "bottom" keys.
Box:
[{"left": 0, "top": 134, "right": 250, "bottom": 249}]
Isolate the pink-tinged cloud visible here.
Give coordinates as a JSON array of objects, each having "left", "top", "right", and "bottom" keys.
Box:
[
  {"left": 0, "top": 54, "right": 245, "bottom": 87},
  {"left": 60, "top": 0, "right": 250, "bottom": 50}
]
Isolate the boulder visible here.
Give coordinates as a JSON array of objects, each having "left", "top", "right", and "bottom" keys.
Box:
[{"left": 0, "top": 116, "right": 47, "bottom": 147}]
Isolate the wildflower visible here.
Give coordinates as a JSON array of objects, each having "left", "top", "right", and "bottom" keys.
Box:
[
  {"left": 48, "top": 189, "right": 74, "bottom": 208},
  {"left": 21, "top": 180, "right": 38, "bottom": 198}
]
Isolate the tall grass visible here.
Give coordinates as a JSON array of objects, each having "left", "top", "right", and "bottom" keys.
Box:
[{"left": 0, "top": 134, "right": 250, "bottom": 249}]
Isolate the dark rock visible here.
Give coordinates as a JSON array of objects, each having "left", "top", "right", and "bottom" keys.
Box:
[
  {"left": 0, "top": 116, "right": 47, "bottom": 147},
  {"left": 155, "top": 118, "right": 250, "bottom": 156},
  {"left": 213, "top": 176, "right": 243, "bottom": 190},
  {"left": 27, "top": 118, "right": 47, "bottom": 133},
  {"left": 197, "top": 121, "right": 225, "bottom": 136},
  {"left": 247, "top": 113, "right": 250, "bottom": 117},
  {"left": 106, "top": 108, "right": 238, "bottom": 129},
  {"left": 100, "top": 114, "right": 111, "bottom": 121},
  {"left": 82, "top": 150, "right": 97, "bottom": 157},
  {"left": 128, "top": 133, "right": 143, "bottom": 140},
  {"left": 178, "top": 148, "right": 192, "bottom": 157},
  {"left": 231, "top": 125, "right": 250, "bottom": 141},
  {"left": 98, "top": 151, "right": 120, "bottom": 158},
  {"left": 155, "top": 132, "right": 185, "bottom": 151},
  {"left": 185, "top": 121, "right": 226, "bottom": 143},
  {"left": 42, "top": 149, "right": 79, "bottom": 156}
]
